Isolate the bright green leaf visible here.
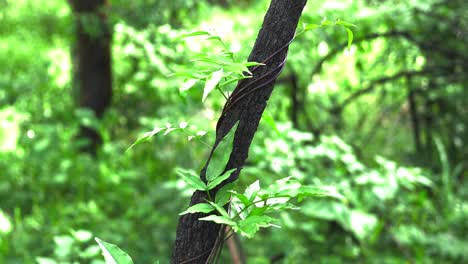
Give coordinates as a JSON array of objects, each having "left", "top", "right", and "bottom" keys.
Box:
[
  {"left": 261, "top": 112, "right": 281, "bottom": 137},
  {"left": 345, "top": 27, "right": 354, "bottom": 50},
  {"left": 176, "top": 168, "right": 207, "bottom": 191},
  {"left": 237, "top": 215, "right": 276, "bottom": 238},
  {"left": 179, "top": 31, "right": 211, "bottom": 39},
  {"left": 335, "top": 20, "right": 357, "bottom": 28},
  {"left": 202, "top": 69, "right": 224, "bottom": 102},
  {"left": 199, "top": 215, "right": 236, "bottom": 226},
  {"left": 230, "top": 191, "right": 250, "bottom": 207},
  {"left": 209, "top": 201, "right": 230, "bottom": 218},
  {"left": 207, "top": 168, "right": 237, "bottom": 190},
  {"left": 180, "top": 79, "right": 198, "bottom": 92},
  {"left": 215, "top": 184, "right": 233, "bottom": 206},
  {"left": 245, "top": 180, "right": 260, "bottom": 202},
  {"left": 95, "top": 238, "right": 134, "bottom": 264},
  {"left": 304, "top": 23, "right": 322, "bottom": 31},
  {"left": 206, "top": 121, "right": 239, "bottom": 181},
  {"left": 126, "top": 127, "right": 165, "bottom": 152},
  {"left": 179, "top": 203, "right": 215, "bottom": 215}
]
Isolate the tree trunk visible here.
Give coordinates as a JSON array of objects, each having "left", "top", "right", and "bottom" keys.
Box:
[
  {"left": 171, "top": 0, "right": 307, "bottom": 263},
  {"left": 69, "top": 0, "right": 112, "bottom": 153}
]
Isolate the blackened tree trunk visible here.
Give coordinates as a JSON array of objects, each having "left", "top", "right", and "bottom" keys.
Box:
[
  {"left": 171, "top": 0, "right": 307, "bottom": 263},
  {"left": 69, "top": 0, "right": 112, "bottom": 153}
]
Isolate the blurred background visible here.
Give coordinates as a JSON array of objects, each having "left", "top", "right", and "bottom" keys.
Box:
[{"left": 0, "top": 0, "right": 467, "bottom": 263}]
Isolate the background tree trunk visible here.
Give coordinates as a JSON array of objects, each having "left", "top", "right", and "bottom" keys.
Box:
[
  {"left": 69, "top": 0, "right": 112, "bottom": 153},
  {"left": 171, "top": 0, "right": 307, "bottom": 263}
]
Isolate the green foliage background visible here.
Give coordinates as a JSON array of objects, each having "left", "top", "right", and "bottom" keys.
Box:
[{"left": 0, "top": 0, "right": 466, "bottom": 263}]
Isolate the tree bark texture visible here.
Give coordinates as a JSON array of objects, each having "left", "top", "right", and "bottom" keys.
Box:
[
  {"left": 171, "top": 0, "right": 307, "bottom": 263},
  {"left": 69, "top": 0, "right": 112, "bottom": 153}
]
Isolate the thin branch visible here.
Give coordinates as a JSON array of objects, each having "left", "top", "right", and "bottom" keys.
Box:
[
  {"left": 310, "top": 31, "right": 411, "bottom": 78},
  {"left": 336, "top": 68, "right": 435, "bottom": 111}
]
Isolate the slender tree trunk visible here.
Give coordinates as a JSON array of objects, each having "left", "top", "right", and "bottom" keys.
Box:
[
  {"left": 226, "top": 229, "right": 246, "bottom": 264},
  {"left": 69, "top": 0, "right": 112, "bottom": 153},
  {"left": 171, "top": 0, "right": 307, "bottom": 263}
]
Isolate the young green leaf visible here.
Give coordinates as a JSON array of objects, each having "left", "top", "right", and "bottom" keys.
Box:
[
  {"left": 335, "top": 20, "right": 357, "bottom": 28},
  {"left": 202, "top": 69, "right": 224, "bottom": 102},
  {"left": 126, "top": 127, "right": 165, "bottom": 152},
  {"left": 206, "top": 121, "right": 239, "bottom": 181},
  {"left": 95, "top": 238, "right": 134, "bottom": 264},
  {"left": 169, "top": 70, "right": 208, "bottom": 79},
  {"left": 176, "top": 168, "right": 207, "bottom": 191},
  {"left": 179, "top": 203, "right": 215, "bottom": 215},
  {"left": 345, "top": 27, "right": 354, "bottom": 50},
  {"left": 261, "top": 112, "right": 281, "bottom": 137},
  {"left": 180, "top": 79, "right": 198, "bottom": 92},
  {"left": 303, "top": 23, "right": 322, "bottom": 31},
  {"left": 199, "top": 215, "right": 237, "bottom": 226},
  {"left": 215, "top": 184, "right": 233, "bottom": 206},
  {"left": 236, "top": 215, "right": 276, "bottom": 238},
  {"left": 229, "top": 191, "right": 251, "bottom": 207},
  {"left": 321, "top": 18, "right": 333, "bottom": 26},
  {"left": 207, "top": 168, "right": 237, "bottom": 190},
  {"left": 178, "top": 30, "right": 211, "bottom": 39},
  {"left": 245, "top": 180, "right": 260, "bottom": 202},
  {"left": 297, "top": 186, "right": 346, "bottom": 202},
  {"left": 209, "top": 201, "right": 230, "bottom": 218}
]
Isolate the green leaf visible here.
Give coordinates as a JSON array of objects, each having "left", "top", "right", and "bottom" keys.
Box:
[
  {"left": 202, "top": 69, "right": 224, "bottom": 102},
  {"left": 321, "top": 18, "right": 333, "bottom": 26},
  {"left": 236, "top": 215, "right": 276, "bottom": 238},
  {"left": 298, "top": 186, "right": 346, "bottom": 202},
  {"left": 230, "top": 191, "right": 250, "bottom": 207},
  {"left": 95, "top": 238, "right": 134, "bottom": 264},
  {"left": 242, "top": 61, "right": 264, "bottom": 67},
  {"left": 199, "top": 215, "right": 236, "bottom": 226},
  {"left": 345, "top": 27, "right": 354, "bottom": 50},
  {"left": 206, "top": 121, "right": 239, "bottom": 181},
  {"left": 209, "top": 201, "right": 230, "bottom": 218},
  {"left": 192, "top": 53, "right": 232, "bottom": 65},
  {"left": 335, "top": 20, "right": 357, "bottom": 28},
  {"left": 180, "top": 79, "right": 198, "bottom": 92},
  {"left": 176, "top": 168, "right": 207, "bottom": 191},
  {"left": 245, "top": 180, "right": 260, "bottom": 202},
  {"left": 215, "top": 184, "right": 233, "bottom": 206},
  {"left": 303, "top": 23, "right": 322, "bottom": 31},
  {"left": 179, "top": 203, "right": 215, "bottom": 215},
  {"left": 261, "top": 112, "right": 281, "bottom": 137},
  {"left": 170, "top": 70, "right": 208, "bottom": 79},
  {"left": 126, "top": 127, "right": 165, "bottom": 152},
  {"left": 207, "top": 35, "right": 223, "bottom": 43},
  {"left": 219, "top": 75, "right": 251, "bottom": 87},
  {"left": 268, "top": 202, "right": 299, "bottom": 211},
  {"left": 207, "top": 168, "right": 237, "bottom": 190},
  {"left": 179, "top": 30, "right": 211, "bottom": 39}
]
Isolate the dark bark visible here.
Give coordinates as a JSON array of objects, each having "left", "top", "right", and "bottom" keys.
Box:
[
  {"left": 171, "top": 0, "right": 307, "bottom": 263},
  {"left": 406, "top": 77, "right": 422, "bottom": 153},
  {"left": 69, "top": 0, "right": 112, "bottom": 153}
]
